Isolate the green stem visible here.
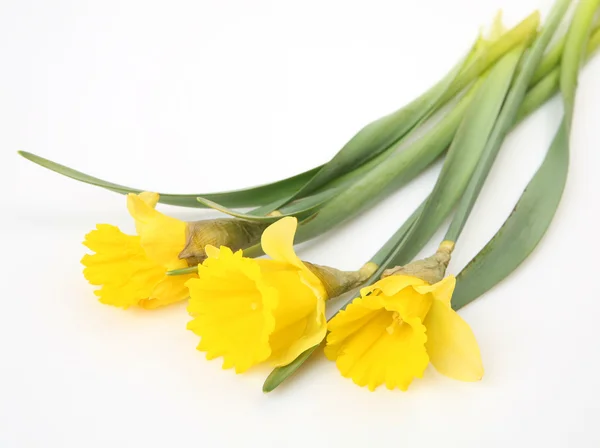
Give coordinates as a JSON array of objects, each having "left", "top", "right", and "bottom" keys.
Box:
[
  {"left": 168, "top": 28, "right": 600, "bottom": 278},
  {"left": 560, "top": 1, "right": 599, "bottom": 127},
  {"left": 369, "top": 200, "right": 426, "bottom": 267},
  {"left": 452, "top": 0, "right": 600, "bottom": 310},
  {"left": 290, "top": 83, "right": 481, "bottom": 243},
  {"left": 444, "top": 0, "right": 572, "bottom": 243},
  {"left": 371, "top": 47, "right": 524, "bottom": 267},
  {"left": 199, "top": 12, "right": 543, "bottom": 220},
  {"left": 518, "top": 26, "right": 600, "bottom": 121},
  {"left": 17, "top": 150, "right": 321, "bottom": 209},
  {"left": 266, "top": 12, "right": 541, "bottom": 208}
]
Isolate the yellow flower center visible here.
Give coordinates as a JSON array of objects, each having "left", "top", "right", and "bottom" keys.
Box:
[{"left": 385, "top": 311, "right": 404, "bottom": 335}]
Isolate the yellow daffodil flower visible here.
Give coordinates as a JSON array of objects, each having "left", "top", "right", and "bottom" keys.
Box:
[
  {"left": 82, "top": 192, "right": 196, "bottom": 309},
  {"left": 186, "top": 217, "right": 374, "bottom": 373},
  {"left": 325, "top": 274, "right": 483, "bottom": 391}
]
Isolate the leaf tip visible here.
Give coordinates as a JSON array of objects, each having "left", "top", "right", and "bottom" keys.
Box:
[{"left": 262, "top": 371, "right": 281, "bottom": 393}]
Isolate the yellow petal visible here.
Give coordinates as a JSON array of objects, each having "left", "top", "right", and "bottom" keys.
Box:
[
  {"left": 81, "top": 224, "right": 164, "bottom": 308},
  {"left": 360, "top": 274, "right": 428, "bottom": 299},
  {"left": 333, "top": 309, "right": 429, "bottom": 391},
  {"left": 138, "top": 191, "right": 159, "bottom": 209},
  {"left": 260, "top": 217, "right": 325, "bottom": 297},
  {"left": 414, "top": 275, "right": 456, "bottom": 306},
  {"left": 204, "top": 244, "right": 221, "bottom": 259},
  {"left": 260, "top": 217, "right": 303, "bottom": 269},
  {"left": 383, "top": 287, "right": 432, "bottom": 322},
  {"left": 139, "top": 272, "right": 196, "bottom": 309},
  {"left": 130, "top": 192, "right": 160, "bottom": 235},
  {"left": 424, "top": 299, "right": 484, "bottom": 382},
  {"left": 325, "top": 294, "right": 384, "bottom": 360},
  {"left": 264, "top": 269, "right": 327, "bottom": 366},
  {"left": 326, "top": 275, "right": 430, "bottom": 359},
  {"left": 126, "top": 193, "right": 187, "bottom": 269},
  {"left": 186, "top": 247, "right": 277, "bottom": 373}
]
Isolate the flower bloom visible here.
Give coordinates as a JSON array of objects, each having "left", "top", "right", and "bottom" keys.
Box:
[
  {"left": 325, "top": 274, "right": 483, "bottom": 391},
  {"left": 82, "top": 192, "right": 196, "bottom": 309},
  {"left": 186, "top": 217, "right": 335, "bottom": 373}
]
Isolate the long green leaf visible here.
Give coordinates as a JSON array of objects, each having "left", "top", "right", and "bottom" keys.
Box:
[
  {"left": 17, "top": 151, "right": 319, "bottom": 208},
  {"left": 194, "top": 24, "right": 600, "bottom": 231},
  {"left": 444, "top": 0, "right": 571, "bottom": 243},
  {"left": 196, "top": 16, "right": 538, "bottom": 218},
  {"left": 200, "top": 84, "right": 476, "bottom": 225},
  {"left": 528, "top": 21, "right": 600, "bottom": 84},
  {"left": 263, "top": 345, "right": 320, "bottom": 393},
  {"left": 518, "top": 25, "right": 600, "bottom": 121},
  {"left": 291, "top": 84, "right": 479, "bottom": 244},
  {"left": 174, "top": 28, "right": 591, "bottom": 277},
  {"left": 260, "top": 12, "right": 541, "bottom": 211},
  {"left": 452, "top": 0, "right": 599, "bottom": 310},
  {"left": 19, "top": 14, "right": 539, "bottom": 212},
  {"left": 191, "top": 25, "right": 600, "bottom": 221},
  {"left": 379, "top": 48, "right": 524, "bottom": 268},
  {"left": 194, "top": 135, "right": 398, "bottom": 220},
  {"left": 195, "top": 195, "right": 328, "bottom": 223}
]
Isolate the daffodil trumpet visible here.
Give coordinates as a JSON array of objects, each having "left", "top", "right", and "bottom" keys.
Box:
[
  {"left": 82, "top": 192, "right": 268, "bottom": 309},
  {"left": 185, "top": 217, "right": 377, "bottom": 373},
  {"left": 325, "top": 242, "right": 483, "bottom": 391}
]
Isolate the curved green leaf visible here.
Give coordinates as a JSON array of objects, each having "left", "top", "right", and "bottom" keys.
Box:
[
  {"left": 444, "top": 0, "right": 571, "bottom": 243},
  {"left": 264, "top": 13, "right": 541, "bottom": 211},
  {"left": 452, "top": 123, "right": 569, "bottom": 309},
  {"left": 19, "top": 15, "right": 539, "bottom": 214},
  {"left": 195, "top": 142, "right": 388, "bottom": 218},
  {"left": 263, "top": 345, "right": 320, "bottom": 393},
  {"left": 452, "top": 0, "right": 599, "bottom": 310},
  {"left": 17, "top": 151, "right": 320, "bottom": 208},
  {"left": 201, "top": 26, "right": 600, "bottom": 240},
  {"left": 172, "top": 35, "right": 593, "bottom": 277},
  {"left": 518, "top": 26, "right": 600, "bottom": 121},
  {"left": 194, "top": 195, "right": 328, "bottom": 223},
  {"left": 376, "top": 48, "right": 524, "bottom": 268}
]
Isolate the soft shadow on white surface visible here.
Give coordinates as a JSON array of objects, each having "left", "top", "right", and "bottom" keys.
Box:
[{"left": 2, "top": 0, "right": 600, "bottom": 447}]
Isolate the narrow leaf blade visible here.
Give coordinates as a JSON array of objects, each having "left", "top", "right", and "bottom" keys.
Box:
[
  {"left": 453, "top": 0, "right": 599, "bottom": 310},
  {"left": 18, "top": 151, "right": 320, "bottom": 208},
  {"left": 452, "top": 123, "right": 569, "bottom": 309}
]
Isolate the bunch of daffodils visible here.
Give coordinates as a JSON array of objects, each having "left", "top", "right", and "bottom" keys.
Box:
[{"left": 19, "top": 0, "right": 599, "bottom": 392}]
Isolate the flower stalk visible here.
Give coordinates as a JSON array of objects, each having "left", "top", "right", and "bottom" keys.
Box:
[{"left": 444, "top": 0, "right": 573, "bottom": 244}]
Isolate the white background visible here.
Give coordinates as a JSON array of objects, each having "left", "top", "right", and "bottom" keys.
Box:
[{"left": 2, "top": 0, "right": 600, "bottom": 446}]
